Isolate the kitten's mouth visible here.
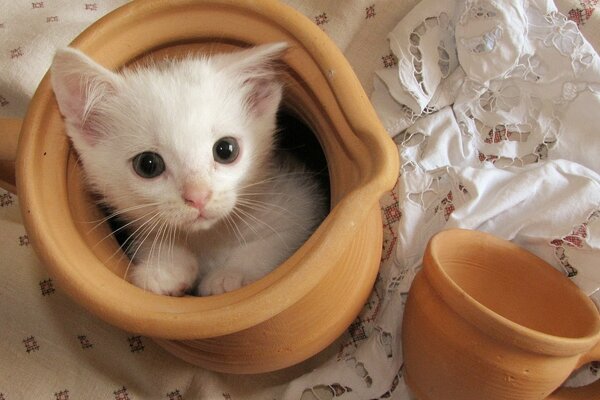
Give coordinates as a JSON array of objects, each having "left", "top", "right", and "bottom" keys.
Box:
[
  {"left": 186, "top": 211, "right": 218, "bottom": 231},
  {"left": 196, "top": 212, "right": 207, "bottom": 221}
]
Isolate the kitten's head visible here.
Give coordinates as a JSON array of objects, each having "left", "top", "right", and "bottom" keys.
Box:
[{"left": 51, "top": 43, "right": 287, "bottom": 232}]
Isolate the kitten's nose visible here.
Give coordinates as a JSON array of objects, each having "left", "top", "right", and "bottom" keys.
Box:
[{"left": 183, "top": 186, "right": 212, "bottom": 211}]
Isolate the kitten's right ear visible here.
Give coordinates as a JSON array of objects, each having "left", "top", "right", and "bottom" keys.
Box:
[{"left": 51, "top": 48, "right": 120, "bottom": 145}]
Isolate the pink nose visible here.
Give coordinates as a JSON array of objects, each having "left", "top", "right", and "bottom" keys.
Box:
[{"left": 183, "top": 187, "right": 212, "bottom": 211}]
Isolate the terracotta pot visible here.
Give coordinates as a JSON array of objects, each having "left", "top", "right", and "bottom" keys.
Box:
[
  {"left": 0, "top": 0, "right": 399, "bottom": 373},
  {"left": 402, "top": 229, "right": 600, "bottom": 400}
]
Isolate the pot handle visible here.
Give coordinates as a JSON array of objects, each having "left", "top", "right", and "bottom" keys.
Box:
[
  {"left": 547, "top": 339, "right": 600, "bottom": 399},
  {"left": 0, "top": 117, "right": 21, "bottom": 194}
]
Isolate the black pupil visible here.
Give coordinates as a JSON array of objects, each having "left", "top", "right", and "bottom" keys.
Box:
[
  {"left": 214, "top": 137, "right": 238, "bottom": 164},
  {"left": 133, "top": 152, "right": 164, "bottom": 178},
  {"left": 216, "top": 141, "right": 234, "bottom": 159}
]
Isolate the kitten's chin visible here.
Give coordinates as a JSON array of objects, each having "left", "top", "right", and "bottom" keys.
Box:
[{"left": 186, "top": 217, "right": 219, "bottom": 232}]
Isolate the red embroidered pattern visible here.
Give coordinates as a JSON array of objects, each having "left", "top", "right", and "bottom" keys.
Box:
[
  {"left": 366, "top": 5, "right": 376, "bottom": 19},
  {"left": 77, "top": 335, "right": 93, "bottom": 349},
  {"left": 549, "top": 209, "right": 600, "bottom": 277},
  {"left": 373, "top": 366, "right": 404, "bottom": 399},
  {"left": 19, "top": 235, "right": 30, "bottom": 246},
  {"left": 337, "top": 275, "right": 384, "bottom": 358},
  {"left": 568, "top": 0, "right": 598, "bottom": 27},
  {"left": 55, "top": 390, "right": 69, "bottom": 400},
  {"left": 114, "top": 387, "right": 131, "bottom": 400},
  {"left": 127, "top": 335, "right": 144, "bottom": 352},
  {"left": 381, "top": 53, "right": 398, "bottom": 68},
  {"left": 0, "top": 192, "right": 14, "bottom": 206},
  {"left": 591, "top": 361, "right": 600, "bottom": 375},
  {"left": 167, "top": 390, "right": 183, "bottom": 400},
  {"left": 433, "top": 191, "right": 455, "bottom": 221},
  {"left": 301, "top": 384, "right": 353, "bottom": 398},
  {"left": 314, "top": 12, "right": 329, "bottom": 26},
  {"left": 10, "top": 47, "right": 24, "bottom": 59},
  {"left": 380, "top": 180, "right": 401, "bottom": 263},
  {"left": 23, "top": 336, "right": 40, "bottom": 353},
  {"left": 39, "top": 279, "right": 55, "bottom": 296},
  {"left": 484, "top": 126, "right": 519, "bottom": 143}
]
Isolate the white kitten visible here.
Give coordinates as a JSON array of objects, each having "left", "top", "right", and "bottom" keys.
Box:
[{"left": 51, "top": 44, "right": 327, "bottom": 296}]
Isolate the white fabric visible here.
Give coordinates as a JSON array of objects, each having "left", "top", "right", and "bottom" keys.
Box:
[
  {"left": 2, "top": 0, "right": 600, "bottom": 399},
  {"left": 372, "top": 0, "right": 600, "bottom": 390}
]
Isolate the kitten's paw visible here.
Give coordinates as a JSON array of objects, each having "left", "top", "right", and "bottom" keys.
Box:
[
  {"left": 129, "top": 250, "right": 199, "bottom": 297},
  {"left": 130, "top": 263, "right": 197, "bottom": 296},
  {"left": 198, "top": 269, "right": 247, "bottom": 296}
]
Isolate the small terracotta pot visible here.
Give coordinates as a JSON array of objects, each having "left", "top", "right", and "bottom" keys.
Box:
[
  {"left": 402, "top": 229, "right": 600, "bottom": 400},
  {"left": 0, "top": 0, "right": 399, "bottom": 373}
]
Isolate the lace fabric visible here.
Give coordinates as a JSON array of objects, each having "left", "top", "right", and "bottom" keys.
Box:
[{"left": 369, "top": 0, "right": 600, "bottom": 392}]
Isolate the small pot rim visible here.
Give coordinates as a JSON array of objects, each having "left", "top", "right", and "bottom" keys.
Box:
[{"left": 424, "top": 228, "right": 600, "bottom": 356}]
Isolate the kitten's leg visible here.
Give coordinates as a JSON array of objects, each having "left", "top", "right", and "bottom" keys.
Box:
[
  {"left": 197, "top": 236, "right": 289, "bottom": 296},
  {"left": 129, "top": 242, "right": 199, "bottom": 297}
]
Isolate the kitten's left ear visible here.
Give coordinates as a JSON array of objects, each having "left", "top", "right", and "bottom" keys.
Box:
[
  {"left": 51, "top": 48, "right": 121, "bottom": 144},
  {"left": 222, "top": 42, "right": 289, "bottom": 117}
]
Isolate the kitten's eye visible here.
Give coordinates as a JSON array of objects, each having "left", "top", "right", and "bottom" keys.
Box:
[
  {"left": 213, "top": 137, "right": 240, "bottom": 164},
  {"left": 132, "top": 152, "right": 165, "bottom": 178}
]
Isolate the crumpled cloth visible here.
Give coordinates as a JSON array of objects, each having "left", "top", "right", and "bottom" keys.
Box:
[
  {"left": 373, "top": 0, "right": 600, "bottom": 298},
  {"left": 367, "top": 0, "right": 600, "bottom": 394},
  {"left": 1, "top": 0, "right": 600, "bottom": 399}
]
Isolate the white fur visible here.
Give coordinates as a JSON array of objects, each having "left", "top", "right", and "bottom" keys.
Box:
[{"left": 51, "top": 44, "right": 326, "bottom": 296}]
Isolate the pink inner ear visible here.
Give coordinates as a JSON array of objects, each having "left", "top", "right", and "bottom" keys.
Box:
[
  {"left": 51, "top": 49, "right": 118, "bottom": 146},
  {"left": 56, "top": 78, "right": 104, "bottom": 146},
  {"left": 53, "top": 74, "right": 87, "bottom": 121},
  {"left": 77, "top": 109, "right": 104, "bottom": 146},
  {"left": 245, "top": 78, "right": 280, "bottom": 117}
]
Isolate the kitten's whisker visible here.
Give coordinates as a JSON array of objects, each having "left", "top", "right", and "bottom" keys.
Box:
[
  {"left": 222, "top": 214, "right": 242, "bottom": 247},
  {"left": 122, "top": 215, "right": 161, "bottom": 261},
  {"left": 85, "top": 202, "right": 161, "bottom": 232},
  {"left": 184, "top": 229, "right": 190, "bottom": 247},
  {"left": 237, "top": 201, "right": 313, "bottom": 235},
  {"left": 114, "top": 211, "right": 161, "bottom": 253},
  {"left": 221, "top": 215, "right": 234, "bottom": 240},
  {"left": 234, "top": 206, "right": 288, "bottom": 247},
  {"left": 118, "top": 214, "right": 162, "bottom": 280},
  {"left": 237, "top": 198, "right": 320, "bottom": 229},
  {"left": 103, "top": 210, "right": 161, "bottom": 265},
  {"left": 131, "top": 216, "right": 164, "bottom": 289},
  {"left": 168, "top": 223, "right": 177, "bottom": 273},
  {"left": 92, "top": 209, "right": 158, "bottom": 249},
  {"left": 238, "top": 170, "right": 321, "bottom": 191},
  {"left": 227, "top": 209, "right": 248, "bottom": 247},
  {"left": 161, "top": 220, "right": 174, "bottom": 274},
  {"left": 232, "top": 207, "right": 261, "bottom": 238},
  {"left": 237, "top": 192, "right": 290, "bottom": 197},
  {"left": 157, "top": 219, "right": 172, "bottom": 283},
  {"left": 236, "top": 198, "right": 291, "bottom": 214},
  {"left": 122, "top": 213, "right": 164, "bottom": 282},
  {"left": 149, "top": 218, "right": 169, "bottom": 273}
]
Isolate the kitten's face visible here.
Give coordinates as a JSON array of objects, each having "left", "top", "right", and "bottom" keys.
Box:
[{"left": 51, "top": 44, "right": 286, "bottom": 232}]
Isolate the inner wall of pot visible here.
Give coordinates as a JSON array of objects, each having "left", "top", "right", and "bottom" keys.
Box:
[
  {"left": 67, "top": 41, "right": 358, "bottom": 283},
  {"left": 439, "top": 246, "right": 598, "bottom": 340}
]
